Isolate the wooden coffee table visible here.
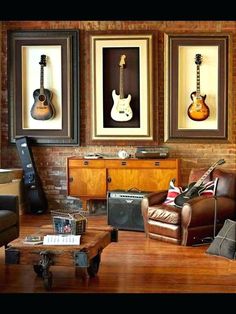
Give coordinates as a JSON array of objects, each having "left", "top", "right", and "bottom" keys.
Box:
[{"left": 5, "top": 225, "right": 118, "bottom": 289}]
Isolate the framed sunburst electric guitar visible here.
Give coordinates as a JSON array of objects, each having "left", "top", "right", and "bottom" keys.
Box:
[
  {"left": 110, "top": 54, "right": 133, "bottom": 122},
  {"left": 30, "top": 54, "right": 56, "bottom": 121},
  {"left": 187, "top": 53, "right": 210, "bottom": 121}
]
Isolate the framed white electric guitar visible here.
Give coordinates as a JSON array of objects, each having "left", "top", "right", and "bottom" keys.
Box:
[{"left": 110, "top": 54, "right": 133, "bottom": 122}]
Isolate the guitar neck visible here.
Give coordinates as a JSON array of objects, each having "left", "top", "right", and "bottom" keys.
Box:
[
  {"left": 119, "top": 66, "right": 124, "bottom": 99},
  {"left": 40, "top": 65, "right": 44, "bottom": 94},
  {"left": 195, "top": 161, "right": 219, "bottom": 187},
  {"left": 196, "top": 64, "right": 200, "bottom": 98}
]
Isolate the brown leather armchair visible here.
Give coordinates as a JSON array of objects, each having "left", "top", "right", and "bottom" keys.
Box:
[
  {"left": 0, "top": 195, "right": 19, "bottom": 247},
  {"left": 141, "top": 168, "right": 236, "bottom": 246}
]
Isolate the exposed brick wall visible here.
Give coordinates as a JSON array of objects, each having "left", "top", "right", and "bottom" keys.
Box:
[{"left": 1, "top": 21, "right": 235, "bottom": 211}]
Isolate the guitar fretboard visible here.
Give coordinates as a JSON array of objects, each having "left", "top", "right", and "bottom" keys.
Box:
[
  {"left": 196, "top": 64, "right": 201, "bottom": 99},
  {"left": 119, "top": 66, "right": 124, "bottom": 99},
  {"left": 195, "top": 162, "right": 218, "bottom": 187},
  {"left": 40, "top": 65, "right": 44, "bottom": 94}
]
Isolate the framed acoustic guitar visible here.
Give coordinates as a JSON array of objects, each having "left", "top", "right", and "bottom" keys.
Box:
[
  {"left": 187, "top": 53, "right": 210, "bottom": 121},
  {"left": 110, "top": 54, "right": 133, "bottom": 122},
  {"left": 30, "top": 54, "right": 56, "bottom": 120}
]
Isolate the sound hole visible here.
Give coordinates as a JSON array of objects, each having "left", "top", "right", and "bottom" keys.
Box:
[{"left": 38, "top": 94, "right": 46, "bottom": 102}]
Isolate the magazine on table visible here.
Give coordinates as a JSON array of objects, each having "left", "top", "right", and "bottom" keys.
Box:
[
  {"left": 43, "top": 234, "right": 81, "bottom": 245},
  {"left": 53, "top": 216, "right": 76, "bottom": 234}
]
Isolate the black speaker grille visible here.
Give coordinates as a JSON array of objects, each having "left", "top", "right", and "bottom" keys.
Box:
[
  {"left": 107, "top": 190, "right": 147, "bottom": 231},
  {"left": 108, "top": 203, "right": 129, "bottom": 226}
]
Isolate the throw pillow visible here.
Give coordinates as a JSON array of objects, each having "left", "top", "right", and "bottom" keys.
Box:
[
  {"left": 206, "top": 219, "right": 236, "bottom": 260},
  {"left": 163, "top": 179, "right": 186, "bottom": 206},
  {"left": 163, "top": 178, "right": 218, "bottom": 206},
  {"left": 198, "top": 178, "right": 218, "bottom": 197}
]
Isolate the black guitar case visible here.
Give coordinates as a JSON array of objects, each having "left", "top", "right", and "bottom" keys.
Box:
[{"left": 15, "top": 136, "right": 48, "bottom": 214}]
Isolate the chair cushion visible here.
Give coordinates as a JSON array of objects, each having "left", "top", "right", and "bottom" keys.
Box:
[
  {"left": 0, "top": 226, "right": 19, "bottom": 247},
  {"left": 0, "top": 210, "right": 17, "bottom": 232},
  {"left": 148, "top": 204, "right": 181, "bottom": 225}
]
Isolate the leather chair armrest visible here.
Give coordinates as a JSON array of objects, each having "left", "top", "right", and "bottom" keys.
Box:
[
  {"left": 142, "top": 191, "right": 168, "bottom": 207},
  {"left": 181, "top": 196, "right": 236, "bottom": 230},
  {"left": 141, "top": 191, "right": 168, "bottom": 237},
  {"left": 0, "top": 195, "right": 19, "bottom": 214}
]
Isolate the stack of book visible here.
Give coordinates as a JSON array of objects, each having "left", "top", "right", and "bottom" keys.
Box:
[{"left": 23, "top": 235, "right": 43, "bottom": 245}]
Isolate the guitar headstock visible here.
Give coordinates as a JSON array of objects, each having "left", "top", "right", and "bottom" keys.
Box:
[
  {"left": 217, "top": 159, "right": 225, "bottom": 166},
  {"left": 39, "top": 54, "right": 47, "bottom": 67},
  {"left": 195, "top": 53, "right": 202, "bottom": 65},
  {"left": 119, "top": 54, "right": 126, "bottom": 68}
]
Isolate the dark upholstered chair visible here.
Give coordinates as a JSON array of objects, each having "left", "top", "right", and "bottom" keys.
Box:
[
  {"left": 141, "top": 168, "right": 236, "bottom": 246},
  {"left": 0, "top": 195, "right": 19, "bottom": 247}
]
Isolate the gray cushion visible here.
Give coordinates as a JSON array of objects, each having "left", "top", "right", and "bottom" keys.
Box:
[{"left": 206, "top": 219, "right": 236, "bottom": 260}]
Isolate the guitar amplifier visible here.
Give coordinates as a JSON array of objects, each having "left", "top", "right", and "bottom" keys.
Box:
[{"left": 107, "top": 190, "right": 149, "bottom": 231}]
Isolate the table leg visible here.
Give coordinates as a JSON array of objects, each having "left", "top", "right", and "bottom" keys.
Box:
[
  {"left": 87, "top": 253, "right": 101, "bottom": 277},
  {"left": 5, "top": 247, "right": 20, "bottom": 264},
  {"left": 33, "top": 251, "right": 53, "bottom": 290},
  {"left": 74, "top": 251, "right": 101, "bottom": 279}
]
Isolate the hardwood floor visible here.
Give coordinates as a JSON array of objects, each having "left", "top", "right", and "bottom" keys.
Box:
[{"left": 0, "top": 213, "right": 236, "bottom": 293}]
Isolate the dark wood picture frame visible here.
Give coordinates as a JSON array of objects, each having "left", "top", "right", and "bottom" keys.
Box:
[
  {"left": 8, "top": 30, "right": 79, "bottom": 145},
  {"left": 164, "top": 33, "right": 229, "bottom": 141},
  {"left": 91, "top": 34, "right": 153, "bottom": 141}
]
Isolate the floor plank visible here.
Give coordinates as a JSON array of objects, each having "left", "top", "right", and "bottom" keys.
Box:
[{"left": 0, "top": 214, "right": 236, "bottom": 293}]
